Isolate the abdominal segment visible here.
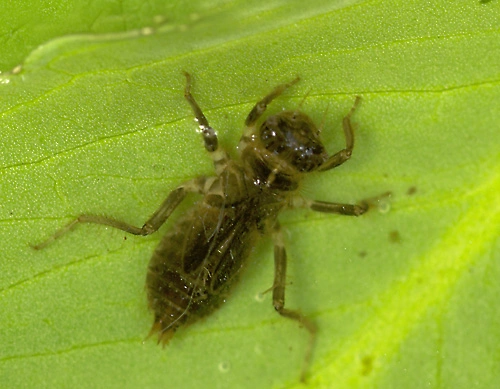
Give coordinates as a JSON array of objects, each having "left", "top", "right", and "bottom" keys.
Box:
[{"left": 146, "top": 202, "right": 258, "bottom": 343}]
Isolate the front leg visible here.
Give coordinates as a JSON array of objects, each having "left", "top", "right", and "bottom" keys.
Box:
[
  {"left": 183, "top": 72, "right": 230, "bottom": 175},
  {"left": 318, "top": 96, "right": 361, "bottom": 172},
  {"left": 245, "top": 76, "right": 300, "bottom": 127},
  {"left": 183, "top": 71, "right": 219, "bottom": 153},
  {"left": 33, "top": 176, "right": 212, "bottom": 250}
]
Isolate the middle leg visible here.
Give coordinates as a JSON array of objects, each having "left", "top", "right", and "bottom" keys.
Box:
[
  {"left": 292, "top": 195, "right": 368, "bottom": 216},
  {"left": 292, "top": 191, "right": 392, "bottom": 216}
]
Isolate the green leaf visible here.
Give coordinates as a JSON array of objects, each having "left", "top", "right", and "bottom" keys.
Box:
[{"left": 1, "top": 1, "right": 499, "bottom": 388}]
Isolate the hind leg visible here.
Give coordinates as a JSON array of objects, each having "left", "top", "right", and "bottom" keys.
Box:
[{"left": 32, "top": 176, "right": 213, "bottom": 249}]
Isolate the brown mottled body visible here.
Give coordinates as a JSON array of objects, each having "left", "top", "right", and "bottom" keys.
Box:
[
  {"left": 34, "top": 72, "right": 374, "bottom": 382},
  {"left": 146, "top": 177, "right": 280, "bottom": 339}
]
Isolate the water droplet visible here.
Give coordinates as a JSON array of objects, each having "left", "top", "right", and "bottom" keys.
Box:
[
  {"left": 153, "top": 15, "right": 166, "bottom": 24},
  {"left": 12, "top": 65, "right": 22, "bottom": 74},
  {"left": 378, "top": 200, "right": 391, "bottom": 214},
  {"left": 189, "top": 13, "right": 201, "bottom": 22},
  {"left": 218, "top": 361, "right": 230, "bottom": 373},
  {"left": 254, "top": 292, "right": 265, "bottom": 303},
  {"left": 141, "top": 27, "right": 155, "bottom": 36},
  {"left": 376, "top": 193, "right": 392, "bottom": 214}
]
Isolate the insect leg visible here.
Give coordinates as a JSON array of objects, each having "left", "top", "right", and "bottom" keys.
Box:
[
  {"left": 33, "top": 176, "right": 211, "bottom": 250},
  {"left": 309, "top": 199, "right": 368, "bottom": 216},
  {"left": 272, "top": 222, "right": 317, "bottom": 382},
  {"left": 183, "top": 72, "right": 230, "bottom": 175},
  {"left": 293, "top": 195, "right": 368, "bottom": 216},
  {"left": 318, "top": 96, "right": 361, "bottom": 172},
  {"left": 294, "top": 191, "right": 392, "bottom": 216},
  {"left": 244, "top": 76, "right": 300, "bottom": 127},
  {"left": 183, "top": 72, "right": 218, "bottom": 152}
]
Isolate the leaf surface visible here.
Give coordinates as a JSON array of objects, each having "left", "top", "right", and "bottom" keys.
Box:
[{"left": 1, "top": 1, "right": 499, "bottom": 388}]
